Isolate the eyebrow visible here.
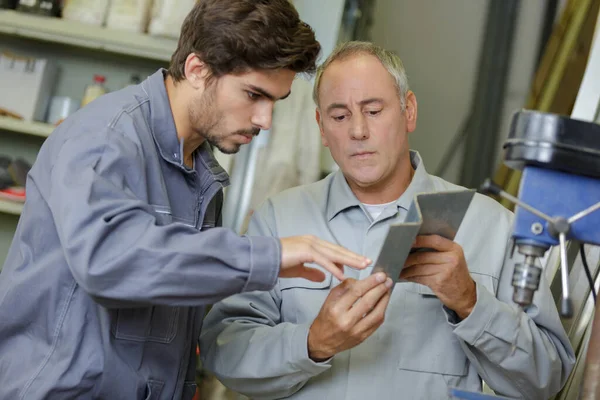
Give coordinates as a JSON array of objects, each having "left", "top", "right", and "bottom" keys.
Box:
[
  {"left": 247, "top": 85, "right": 291, "bottom": 101},
  {"left": 325, "top": 98, "right": 384, "bottom": 113}
]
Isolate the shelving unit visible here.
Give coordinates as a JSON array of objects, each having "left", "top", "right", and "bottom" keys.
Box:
[
  {"left": 0, "top": 199, "right": 23, "bottom": 216},
  {"left": 0, "top": 9, "right": 174, "bottom": 235},
  {"left": 0, "top": 116, "right": 54, "bottom": 138},
  {"left": 0, "top": 10, "right": 177, "bottom": 62}
]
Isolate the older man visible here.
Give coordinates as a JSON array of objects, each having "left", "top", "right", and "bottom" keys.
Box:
[{"left": 200, "top": 41, "right": 575, "bottom": 400}]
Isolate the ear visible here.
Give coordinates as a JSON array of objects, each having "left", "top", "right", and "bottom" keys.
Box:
[
  {"left": 316, "top": 108, "right": 329, "bottom": 147},
  {"left": 183, "top": 53, "right": 211, "bottom": 90},
  {"left": 404, "top": 91, "right": 418, "bottom": 133}
]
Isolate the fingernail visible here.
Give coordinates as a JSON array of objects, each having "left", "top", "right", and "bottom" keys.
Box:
[
  {"left": 375, "top": 272, "right": 386, "bottom": 282},
  {"left": 385, "top": 277, "right": 394, "bottom": 288},
  {"left": 366, "top": 258, "right": 372, "bottom": 264}
]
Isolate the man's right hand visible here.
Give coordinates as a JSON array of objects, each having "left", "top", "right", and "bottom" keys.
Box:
[
  {"left": 279, "top": 235, "right": 371, "bottom": 282},
  {"left": 307, "top": 272, "right": 393, "bottom": 361}
]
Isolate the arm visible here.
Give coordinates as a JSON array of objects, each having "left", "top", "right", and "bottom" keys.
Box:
[
  {"left": 402, "top": 231, "right": 575, "bottom": 399},
  {"left": 200, "top": 201, "right": 330, "bottom": 400},
  {"left": 448, "top": 246, "right": 576, "bottom": 399},
  {"left": 48, "top": 131, "right": 280, "bottom": 308}
]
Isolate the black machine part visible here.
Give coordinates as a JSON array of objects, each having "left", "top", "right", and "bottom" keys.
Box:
[{"left": 503, "top": 110, "right": 600, "bottom": 178}]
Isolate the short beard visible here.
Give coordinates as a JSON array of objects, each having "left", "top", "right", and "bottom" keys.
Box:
[
  {"left": 189, "top": 86, "right": 260, "bottom": 154},
  {"left": 209, "top": 130, "right": 261, "bottom": 154}
]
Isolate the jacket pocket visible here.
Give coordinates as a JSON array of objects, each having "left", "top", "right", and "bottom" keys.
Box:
[
  {"left": 112, "top": 306, "right": 180, "bottom": 343},
  {"left": 402, "top": 272, "right": 498, "bottom": 298},
  {"left": 397, "top": 271, "right": 498, "bottom": 376},
  {"left": 278, "top": 268, "right": 333, "bottom": 323},
  {"left": 279, "top": 274, "right": 333, "bottom": 291}
]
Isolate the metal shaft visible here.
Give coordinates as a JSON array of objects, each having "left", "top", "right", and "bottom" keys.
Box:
[
  {"left": 479, "top": 179, "right": 554, "bottom": 223},
  {"left": 498, "top": 189, "right": 554, "bottom": 223},
  {"left": 558, "top": 233, "right": 573, "bottom": 318},
  {"left": 568, "top": 201, "right": 600, "bottom": 224},
  {"left": 559, "top": 233, "right": 570, "bottom": 300}
]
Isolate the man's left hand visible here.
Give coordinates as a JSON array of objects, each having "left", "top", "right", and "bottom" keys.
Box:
[{"left": 400, "top": 235, "right": 476, "bottom": 320}]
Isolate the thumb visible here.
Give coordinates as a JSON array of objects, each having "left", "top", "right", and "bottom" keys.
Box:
[{"left": 280, "top": 264, "right": 327, "bottom": 282}]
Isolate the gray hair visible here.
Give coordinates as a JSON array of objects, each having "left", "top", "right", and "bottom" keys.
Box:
[{"left": 312, "top": 41, "right": 410, "bottom": 110}]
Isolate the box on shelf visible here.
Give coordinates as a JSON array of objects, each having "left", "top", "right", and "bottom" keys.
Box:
[
  {"left": 105, "top": 0, "right": 153, "bottom": 33},
  {"left": 148, "top": 0, "right": 194, "bottom": 38},
  {"left": 0, "top": 52, "right": 58, "bottom": 122},
  {"left": 61, "top": 0, "right": 110, "bottom": 26},
  {"left": 16, "top": 0, "right": 61, "bottom": 17}
]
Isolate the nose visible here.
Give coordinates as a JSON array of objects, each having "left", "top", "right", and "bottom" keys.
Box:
[
  {"left": 350, "top": 113, "right": 369, "bottom": 140},
  {"left": 250, "top": 103, "right": 274, "bottom": 131}
]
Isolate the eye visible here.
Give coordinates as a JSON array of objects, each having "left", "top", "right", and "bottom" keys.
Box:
[
  {"left": 247, "top": 91, "right": 261, "bottom": 100},
  {"left": 366, "top": 109, "right": 381, "bottom": 116},
  {"left": 332, "top": 115, "right": 347, "bottom": 122}
]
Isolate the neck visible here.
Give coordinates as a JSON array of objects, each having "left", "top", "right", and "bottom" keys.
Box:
[
  {"left": 165, "top": 75, "right": 205, "bottom": 167},
  {"left": 348, "top": 156, "right": 415, "bottom": 204}
]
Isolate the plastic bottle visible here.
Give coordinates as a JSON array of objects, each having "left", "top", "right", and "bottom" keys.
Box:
[{"left": 81, "top": 74, "right": 107, "bottom": 107}]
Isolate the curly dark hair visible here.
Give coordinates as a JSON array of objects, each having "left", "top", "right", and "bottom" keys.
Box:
[{"left": 168, "top": 0, "right": 321, "bottom": 81}]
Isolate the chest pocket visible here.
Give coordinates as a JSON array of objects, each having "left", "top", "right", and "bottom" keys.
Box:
[
  {"left": 395, "top": 272, "right": 497, "bottom": 377},
  {"left": 278, "top": 268, "right": 333, "bottom": 324}
]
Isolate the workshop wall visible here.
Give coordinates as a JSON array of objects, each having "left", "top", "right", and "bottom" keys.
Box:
[{"left": 370, "top": 0, "right": 546, "bottom": 183}]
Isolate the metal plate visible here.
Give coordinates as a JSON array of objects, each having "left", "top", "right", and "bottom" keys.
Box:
[{"left": 371, "top": 190, "right": 475, "bottom": 282}]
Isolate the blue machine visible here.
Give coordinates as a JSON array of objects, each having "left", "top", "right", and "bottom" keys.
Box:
[
  {"left": 514, "top": 167, "right": 600, "bottom": 248},
  {"left": 482, "top": 110, "right": 600, "bottom": 317},
  {"left": 455, "top": 110, "right": 600, "bottom": 399}
]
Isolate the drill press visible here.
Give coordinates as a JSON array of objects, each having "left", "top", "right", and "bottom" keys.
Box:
[{"left": 481, "top": 110, "right": 600, "bottom": 317}]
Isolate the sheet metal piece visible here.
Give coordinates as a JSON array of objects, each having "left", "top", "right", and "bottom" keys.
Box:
[{"left": 371, "top": 189, "right": 475, "bottom": 282}]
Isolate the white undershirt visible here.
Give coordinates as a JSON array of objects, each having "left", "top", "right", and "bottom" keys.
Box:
[{"left": 361, "top": 200, "right": 396, "bottom": 220}]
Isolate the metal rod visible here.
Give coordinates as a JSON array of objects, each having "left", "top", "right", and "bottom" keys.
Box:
[
  {"left": 559, "top": 233, "right": 570, "bottom": 300},
  {"left": 568, "top": 201, "right": 600, "bottom": 224},
  {"left": 498, "top": 189, "right": 555, "bottom": 223},
  {"left": 558, "top": 232, "right": 574, "bottom": 318}
]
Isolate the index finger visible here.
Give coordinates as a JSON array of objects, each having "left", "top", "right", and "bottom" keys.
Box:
[
  {"left": 413, "top": 234, "right": 455, "bottom": 252},
  {"left": 314, "top": 239, "right": 371, "bottom": 270}
]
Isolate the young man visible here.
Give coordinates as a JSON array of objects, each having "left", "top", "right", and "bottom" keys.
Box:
[
  {"left": 0, "top": 2, "right": 371, "bottom": 399},
  {"left": 200, "top": 41, "right": 576, "bottom": 399}
]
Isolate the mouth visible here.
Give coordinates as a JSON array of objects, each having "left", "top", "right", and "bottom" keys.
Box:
[
  {"left": 234, "top": 134, "right": 252, "bottom": 144},
  {"left": 351, "top": 151, "right": 376, "bottom": 159},
  {"left": 233, "top": 129, "right": 260, "bottom": 144}
]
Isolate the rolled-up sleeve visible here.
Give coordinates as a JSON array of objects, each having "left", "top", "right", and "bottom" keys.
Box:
[{"left": 48, "top": 130, "right": 280, "bottom": 308}]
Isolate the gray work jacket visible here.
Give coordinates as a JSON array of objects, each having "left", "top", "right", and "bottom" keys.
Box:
[
  {"left": 0, "top": 69, "right": 280, "bottom": 400},
  {"left": 200, "top": 152, "right": 575, "bottom": 400}
]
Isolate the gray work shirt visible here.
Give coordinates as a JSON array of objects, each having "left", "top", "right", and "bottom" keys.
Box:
[
  {"left": 200, "top": 152, "right": 575, "bottom": 400},
  {"left": 0, "top": 69, "right": 280, "bottom": 400}
]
